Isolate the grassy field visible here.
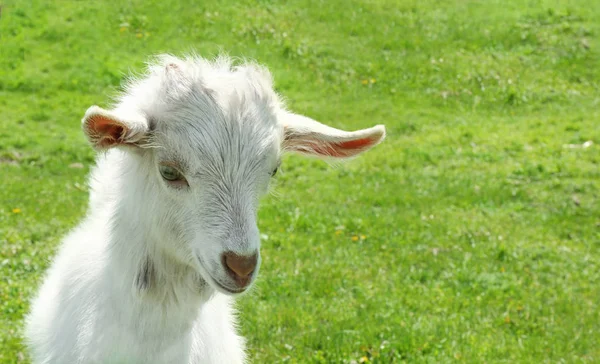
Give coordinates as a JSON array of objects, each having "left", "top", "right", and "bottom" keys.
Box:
[{"left": 1, "top": 0, "right": 600, "bottom": 362}]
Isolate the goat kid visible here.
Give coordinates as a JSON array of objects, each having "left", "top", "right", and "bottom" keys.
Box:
[{"left": 26, "top": 55, "right": 385, "bottom": 364}]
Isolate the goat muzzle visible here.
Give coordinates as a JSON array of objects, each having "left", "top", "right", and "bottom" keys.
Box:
[{"left": 222, "top": 251, "right": 258, "bottom": 288}]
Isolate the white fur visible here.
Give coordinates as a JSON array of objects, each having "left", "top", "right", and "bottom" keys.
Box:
[{"left": 25, "top": 54, "right": 385, "bottom": 363}]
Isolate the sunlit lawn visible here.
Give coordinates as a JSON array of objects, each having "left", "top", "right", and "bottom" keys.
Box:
[{"left": 1, "top": 0, "right": 599, "bottom": 362}]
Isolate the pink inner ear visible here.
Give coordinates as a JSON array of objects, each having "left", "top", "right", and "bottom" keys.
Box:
[
  {"left": 336, "top": 138, "right": 375, "bottom": 150},
  {"left": 306, "top": 137, "right": 377, "bottom": 157},
  {"left": 87, "top": 114, "right": 126, "bottom": 147}
]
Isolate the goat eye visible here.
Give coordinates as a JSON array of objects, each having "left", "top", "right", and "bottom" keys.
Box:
[
  {"left": 159, "top": 165, "right": 183, "bottom": 182},
  {"left": 270, "top": 161, "right": 281, "bottom": 177}
]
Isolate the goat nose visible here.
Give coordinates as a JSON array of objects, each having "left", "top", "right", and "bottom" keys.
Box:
[{"left": 222, "top": 252, "right": 258, "bottom": 286}]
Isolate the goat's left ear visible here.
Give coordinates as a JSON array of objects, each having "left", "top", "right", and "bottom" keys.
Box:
[
  {"left": 82, "top": 106, "right": 149, "bottom": 150},
  {"left": 281, "top": 112, "right": 386, "bottom": 158}
]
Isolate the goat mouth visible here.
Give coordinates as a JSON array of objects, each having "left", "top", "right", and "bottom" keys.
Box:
[
  {"left": 195, "top": 255, "right": 248, "bottom": 295},
  {"left": 213, "top": 280, "right": 247, "bottom": 294}
]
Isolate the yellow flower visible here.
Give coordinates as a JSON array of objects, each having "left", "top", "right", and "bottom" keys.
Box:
[
  {"left": 120, "top": 27, "right": 127, "bottom": 33},
  {"left": 351, "top": 236, "right": 359, "bottom": 241},
  {"left": 136, "top": 33, "right": 143, "bottom": 38},
  {"left": 360, "top": 235, "right": 366, "bottom": 240},
  {"left": 335, "top": 230, "right": 342, "bottom": 236},
  {"left": 370, "top": 78, "right": 376, "bottom": 84},
  {"left": 12, "top": 208, "right": 21, "bottom": 214},
  {"left": 361, "top": 79, "right": 368, "bottom": 85}
]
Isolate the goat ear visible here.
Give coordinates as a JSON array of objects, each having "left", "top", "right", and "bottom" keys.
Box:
[
  {"left": 82, "top": 106, "right": 149, "bottom": 149},
  {"left": 281, "top": 112, "right": 386, "bottom": 158}
]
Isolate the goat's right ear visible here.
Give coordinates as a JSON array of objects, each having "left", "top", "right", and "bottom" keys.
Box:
[{"left": 82, "top": 106, "right": 149, "bottom": 150}]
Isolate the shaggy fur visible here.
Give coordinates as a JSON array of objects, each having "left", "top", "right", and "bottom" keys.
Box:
[{"left": 25, "top": 54, "right": 385, "bottom": 364}]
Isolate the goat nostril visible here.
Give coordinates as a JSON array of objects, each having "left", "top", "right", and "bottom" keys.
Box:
[{"left": 223, "top": 252, "right": 258, "bottom": 280}]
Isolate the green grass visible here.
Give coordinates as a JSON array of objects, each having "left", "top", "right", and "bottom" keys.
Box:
[{"left": 1, "top": 0, "right": 600, "bottom": 362}]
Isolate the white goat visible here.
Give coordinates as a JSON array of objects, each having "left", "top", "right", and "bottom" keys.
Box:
[{"left": 25, "top": 54, "right": 385, "bottom": 364}]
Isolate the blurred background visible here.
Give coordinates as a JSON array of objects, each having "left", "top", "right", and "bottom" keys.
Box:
[{"left": 1, "top": 0, "right": 599, "bottom": 362}]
